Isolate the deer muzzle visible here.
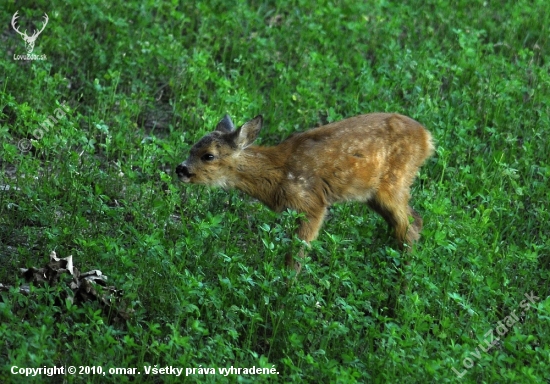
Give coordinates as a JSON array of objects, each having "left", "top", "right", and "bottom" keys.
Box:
[{"left": 176, "top": 162, "right": 193, "bottom": 182}]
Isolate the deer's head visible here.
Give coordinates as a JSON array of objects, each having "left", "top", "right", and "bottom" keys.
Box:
[{"left": 176, "top": 115, "right": 263, "bottom": 188}]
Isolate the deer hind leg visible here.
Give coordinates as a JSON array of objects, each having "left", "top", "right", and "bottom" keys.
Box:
[
  {"left": 408, "top": 206, "right": 423, "bottom": 239},
  {"left": 367, "top": 190, "right": 422, "bottom": 293},
  {"left": 367, "top": 190, "right": 422, "bottom": 249},
  {"left": 285, "top": 207, "right": 327, "bottom": 274}
]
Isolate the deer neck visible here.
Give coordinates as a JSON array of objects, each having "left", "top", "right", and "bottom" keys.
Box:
[{"left": 231, "top": 145, "right": 288, "bottom": 211}]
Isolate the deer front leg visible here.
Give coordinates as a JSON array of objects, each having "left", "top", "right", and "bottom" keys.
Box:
[{"left": 285, "top": 207, "right": 327, "bottom": 274}]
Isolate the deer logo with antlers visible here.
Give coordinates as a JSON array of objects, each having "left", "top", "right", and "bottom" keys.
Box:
[{"left": 11, "top": 11, "right": 49, "bottom": 54}]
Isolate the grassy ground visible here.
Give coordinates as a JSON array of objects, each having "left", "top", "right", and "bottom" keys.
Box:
[{"left": 1, "top": 0, "right": 549, "bottom": 382}]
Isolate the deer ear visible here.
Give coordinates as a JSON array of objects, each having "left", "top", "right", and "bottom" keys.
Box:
[
  {"left": 216, "top": 114, "right": 235, "bottom": 132},
  {"left": 234, "top": 115, "right": 263, "bottom": 149}
]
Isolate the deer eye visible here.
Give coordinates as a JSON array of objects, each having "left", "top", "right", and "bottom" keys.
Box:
[{"left": 201, "top": 153, "right": 215, "bottom": 161}]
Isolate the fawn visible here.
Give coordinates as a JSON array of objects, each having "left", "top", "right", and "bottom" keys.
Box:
[{"left": 176, "top": 113, "right": 434, "bottom": 273}]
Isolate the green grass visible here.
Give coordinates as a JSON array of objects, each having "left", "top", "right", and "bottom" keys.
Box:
[{"left": 1, "top": 0, "right": 550, "bottom": 382}]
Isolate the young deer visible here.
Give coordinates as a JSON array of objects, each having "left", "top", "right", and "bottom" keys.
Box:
[{"left": 176, "top": 113, "right": 434, "bottom": 273}]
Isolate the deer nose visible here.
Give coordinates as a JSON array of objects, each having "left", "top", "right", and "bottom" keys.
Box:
[{"left": 176, "top": 163, "right": 191, "bottom": 178}]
